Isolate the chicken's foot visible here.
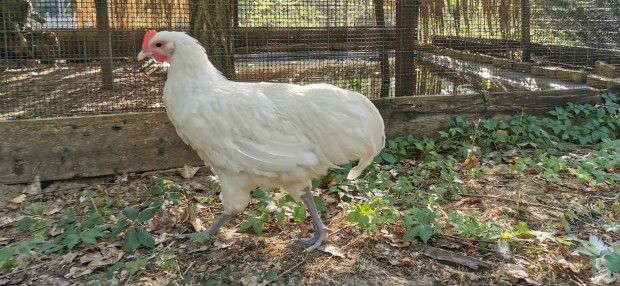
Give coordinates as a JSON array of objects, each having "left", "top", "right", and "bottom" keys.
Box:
[
  {"left": 297, "top": 189, "right": 330, "bottom": 252},
  {"left": 175, "top": 213, "right": 231, "bottom": 239}
]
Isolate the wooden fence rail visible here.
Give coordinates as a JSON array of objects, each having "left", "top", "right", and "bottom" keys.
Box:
[
  {"left": 0, "top": 88, "right": 600, "bottom": 185},
  {"left": 52, "top": 27, "right": 398, "bottom": 61}
]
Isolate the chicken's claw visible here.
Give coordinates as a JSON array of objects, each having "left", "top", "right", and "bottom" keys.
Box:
[{"left": 296, "top": 226, "right": 331, "bottom": 252}]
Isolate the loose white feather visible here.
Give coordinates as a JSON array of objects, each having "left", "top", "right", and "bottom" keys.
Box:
[
  {"left": 495, "top": 240, "right": 512, "bottom": 260},
  {"left": 589, "top": 235, "right": 610, "bottom": 254}
]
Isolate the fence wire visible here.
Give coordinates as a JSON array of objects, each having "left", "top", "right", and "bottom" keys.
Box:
[{"left": 1, "top": 0, "right": 618, "bottom": 120}]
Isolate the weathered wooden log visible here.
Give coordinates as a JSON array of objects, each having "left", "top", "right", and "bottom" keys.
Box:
[
  {"left": 595, "top": 61, "right": 619, "bottom": 78},
  {"left": 0, "top": 88, "right": 600, "bottom": 184},
  {"left": 512, "top": 61, "right": 533, "bottom": 73},
  {"left": 587, "top": 74, "right": 620, "bottom": 89},
  {"left": 557, "top": 69, "right": 587, "bottom": 83},
  {"left": 432, "top": 36, "right": 620, "bottom": 69},
  {"left": 0, "top": 112, "right": 203, "bottom": 185}
]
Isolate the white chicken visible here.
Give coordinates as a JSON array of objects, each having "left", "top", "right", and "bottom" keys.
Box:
[{"left": 137, "top": 30, "right": 385, "bottom": 251}]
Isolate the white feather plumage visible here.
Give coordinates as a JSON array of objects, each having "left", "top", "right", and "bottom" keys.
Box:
[{"left": 141, "top": 31, "right": 385, "bottom": 249}]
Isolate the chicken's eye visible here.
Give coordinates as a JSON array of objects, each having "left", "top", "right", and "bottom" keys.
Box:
[{"left": 155, "top": 42, "right": 162, "bottom": 48}]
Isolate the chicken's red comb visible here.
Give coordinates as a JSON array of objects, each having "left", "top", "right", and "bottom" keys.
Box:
[{"left": 142, "top": 30, "right": 158, "bottom": 50}]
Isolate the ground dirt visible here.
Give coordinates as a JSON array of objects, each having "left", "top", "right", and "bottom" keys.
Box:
[{"left": 0, "top": 162, "right": 617, "bottom": 286}]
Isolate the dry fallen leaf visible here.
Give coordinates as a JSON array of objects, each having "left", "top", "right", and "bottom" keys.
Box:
[
  {"left": 555, "top": 255, "right": 579, "bottom": 274},
  {"left": 189, "top": 181, "right": 206, "bottom": 191},
  {"left": 590, "top": 269, "right": 617, "bottom": 285},
  {"left": 63, "top": 252, "right": 80, "bottom": 264},
  {"left": 503, "top": 263, "right": 529, "bottom": 282},
  {"left": 115, "top": 172, "right": 129, "bottom": 184},
  {"left": 80, "top": 248, "right": 124, "bottom": 268},
  {"left": 45, "top": 205, "right": 63, "bottom": 215},
  {"left": 240, "top": 274, "right": 260, "bottom": 286},
  {"left": 9, "top": 194, "right": 26, "bottom": 209},
  {"left": 461, "top": 153, "right": 480, "bottom": 171},
  {"left": 0, "top": 217, "right": 15, "bottom": 228},
  {"left": 394, "top": 225, "right": 406, "bottom": 235},
  {"left": 213, "top": 231, "right": 242, "bottom": 249},
  {"left": 149, "top": 209, "right": 182, "bottom": 234},
  {"left": 64, "top": 266, "right": 93, "bottom": 279},
  {"left": 422, "top": 246, "right": 492, "bottom": 270},
  {"left": 188, "top": 244, "right": 210, "bottom": 254},
  {"left": 298, "top": 223, "right": 310, "bottom": 239},
  {"left": 80, "top": 252, "right": 104, "bottom": 264},
  {"left": 100, "top": 247, "right": 125, "bottom": 265},
  {"left": 206, "top": 264, "right": 222, "bottom": 273},
  {"left": 23, "top": 175, "right": 41, "bottom": 195},
  {"left": 193, "top": 195, "right": 211, "bottom": 204},
  {"left": 213, "top": 239, "right": 234, "bottom": 249},
  {"left": 180, "top": 164, "right": 200, "bottom": 179},
  {"left": 318, "top": 245, "right": 344, "bottom": 257},
  {"left": 187, "top": 203, "right": 205, "bottom": 232}
]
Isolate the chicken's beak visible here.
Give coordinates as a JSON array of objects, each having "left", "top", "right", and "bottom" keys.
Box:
[{"left": 137, "top": 51, "right": 149, "bottom": 61}]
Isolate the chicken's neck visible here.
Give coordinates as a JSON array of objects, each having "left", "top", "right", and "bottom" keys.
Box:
[{"left": 167, "top": 43, "right": 228, "bottom": 83}]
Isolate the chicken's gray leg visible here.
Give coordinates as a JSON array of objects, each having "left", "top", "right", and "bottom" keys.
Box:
[
  {"left": 297, "top": 188, "right": 330, "bottom": 252},
  {"left": 176, "top": 213, "right": 231, "bottom": 239},
  {"left": 202, "top": 213, "right": 231, "bottom": 235}
]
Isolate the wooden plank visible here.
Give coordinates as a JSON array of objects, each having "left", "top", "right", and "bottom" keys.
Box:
[
  {"left": 483, "top": 89, "right": 601, "bottom": 112},
  {"left": 0, "top": 88, "right": 600, "bottom": 184},
  {"left": 0, "top": 112, "right": 203, "bottom": 185},
  {"left": 431, "top": 35, "right": 620, "bottom": 68},
  {"left": 377, "top": 88, "right": 600, "bottom": 139},
  {"left": 375, "top": 94, "right": 486, "bottom": 139}
]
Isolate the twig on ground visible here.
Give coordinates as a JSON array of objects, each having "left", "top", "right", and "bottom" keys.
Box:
[
  {"left": 182, "top": 261, "right": 195, "bottom": 276},
  {"left": 148, "top": 240, "right": 177, "bottom": 261},
  {"left": 0, "top": 262, "right": 50, "bottom": 280},
  {"left": 269, "top": 254, "right": 309, "bottom": 284}
]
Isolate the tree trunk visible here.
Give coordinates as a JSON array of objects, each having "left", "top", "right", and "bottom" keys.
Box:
[
  {"left": 188, "top": 0, "right": 235, "bottom": 79},
  {"left": 374, "top": 0, "right": 390, "bottom": 98},
  {"left": 521, "top": 0, "right": 531, "bottom": 62},
  {"left": 395, "top": 0, "right": 419, "bottom": 97},
  {"left": 95, "top": 0, "right": 114, "bottom": 90}
]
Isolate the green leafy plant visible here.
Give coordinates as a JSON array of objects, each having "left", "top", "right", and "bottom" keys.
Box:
[
  {"left": 335, "top": 92, "right": 619, "bottom": 249},
  {"left": 239, "top": 187, "right": 327, "bottom": 234},
  {"left": 575, "top": 236, "right": 620, "bottom": 273},
  {"left": 121, "top": 177, "right": 182, "bottom": 253}
]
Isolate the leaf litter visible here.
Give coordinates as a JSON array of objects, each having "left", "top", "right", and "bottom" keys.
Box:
[{"left": 0, "top": 160, "right": 617, "bottom": 286}]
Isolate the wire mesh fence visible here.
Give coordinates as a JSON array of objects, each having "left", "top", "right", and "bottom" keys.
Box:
[{"left": 1, "top": 0, "right": 618, "bottom": 120}]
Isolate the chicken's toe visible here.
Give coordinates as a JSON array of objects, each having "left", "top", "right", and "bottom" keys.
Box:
[{"left": 296, "top": 226, "right": 330, "bottom": 252}]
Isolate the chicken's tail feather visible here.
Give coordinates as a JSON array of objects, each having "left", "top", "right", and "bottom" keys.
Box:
[
  {"left": 347, "top": 94, "right": 385, "bottom": 181},
  {"left": 367, "top": 96, "right": 386, "bottom": 152},
  {"left": 347, "top": 156, "right": 373, "bottom": 180}
]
